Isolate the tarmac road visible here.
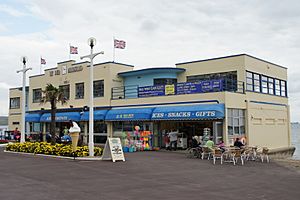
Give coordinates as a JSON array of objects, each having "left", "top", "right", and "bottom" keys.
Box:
[{"left": 0, "top": 148, "right": 300, "bottom": 200}]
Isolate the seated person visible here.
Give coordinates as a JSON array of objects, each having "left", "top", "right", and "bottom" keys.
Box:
[
  {"left": 217, "top": 140, "right": 226, "bottom": 152},
  {"left": 191, "top": 136, "right": 199, "bottom": 148},
  {"left": 205, "top": 137, "right": 214, "bottom": 151},
  {"left": 234, "top": 138, "right": 245, "bottom": 149}
]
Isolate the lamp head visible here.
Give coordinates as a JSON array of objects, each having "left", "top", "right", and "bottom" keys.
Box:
[
  {"left": 20, "top": 56, "right": 27, "bottom": 65},
  {"left": 88, "top": 37, "right": 96, "bottom": 48}
]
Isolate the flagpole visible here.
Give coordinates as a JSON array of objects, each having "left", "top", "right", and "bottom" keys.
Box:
[
  {"left": 113, "top": 36, "right": 115, "bottom": 62},
  {"left": 69, "top": 43, "right": 71, "bottom": 60},
  {"left": 40, "top": 56, "right": 42, "bottom": 74}
]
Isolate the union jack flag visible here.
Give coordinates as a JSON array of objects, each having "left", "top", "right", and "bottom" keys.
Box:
[
  {"left": 114, "top": 39, "right": 126, "bottom": 49},
  {"left": 41, "top": 58, "right": 46, "bottom": 65},
  {"left": 70, "top": 46, "right": 78, "bottom": 54}
]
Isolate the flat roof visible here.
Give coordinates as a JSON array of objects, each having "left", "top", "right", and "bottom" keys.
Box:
[
  {"left": 93, "top": 61, "right": 134, "bottom": 68},
  {"left": 118, "top": 67, "right": 185, "bottom": 77},
  {"left": 176, "top": 54, "right": 287, "bottom": 69}
]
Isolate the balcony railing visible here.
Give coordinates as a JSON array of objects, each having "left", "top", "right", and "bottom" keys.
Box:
[{"left": 111, "top": 79, "right": 245, "bottom": 100}]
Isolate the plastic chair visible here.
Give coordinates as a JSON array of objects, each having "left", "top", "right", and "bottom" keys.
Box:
[
  {"left": 201, "top": 147, "right": 212, "bottom": 160},
  {"left": 212, "top": 149, "right": 223, "bottom": 164},
  {"left": 231, "top": 149, "right": 244, "bottom": 165}
]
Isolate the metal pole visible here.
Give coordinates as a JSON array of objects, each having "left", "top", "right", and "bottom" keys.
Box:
[
  {"left": 20, "top": 62, "right": 26, "bottom": 143},
  {"left": 89, "top": 45, "right": 94, "bottom": 157}
]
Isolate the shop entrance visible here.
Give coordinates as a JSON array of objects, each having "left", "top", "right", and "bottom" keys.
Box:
[{"left": 158, "top": 120, "right": 223, "bottom": 149}]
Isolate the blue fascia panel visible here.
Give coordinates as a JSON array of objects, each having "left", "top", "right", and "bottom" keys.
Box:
[
  {"left": 40, "top": 112, "right": 81, "bottom": 122},
  {"left": 151, "top": 104, "right": 225, "bottom": 120},
  {"left": 105, "top": 107, "right": 154, "bottom": 121},
  {"left": 80, "top": 110, "right": 108, "bottom": 121}
]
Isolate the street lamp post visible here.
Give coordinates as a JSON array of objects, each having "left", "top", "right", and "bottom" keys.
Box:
[
  {"left": 17, "top": 57, "right": 32, "bottom": 143},
  {"left": 81, "top": 37, "right": 104, "bottom": 156}
]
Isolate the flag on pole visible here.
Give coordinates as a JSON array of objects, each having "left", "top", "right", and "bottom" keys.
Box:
[
  {"left": 41, "top": 58, "right": 46, "bottom": 65},
  {"left": 114, "top": 39, "right": 126, "bottom": 49},
  {"left": 70, "top": 46, "right": 78, "bottom": 54}
]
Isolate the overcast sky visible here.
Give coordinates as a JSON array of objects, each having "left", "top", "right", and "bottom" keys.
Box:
[{"left": 0, "top": 0, "right": 300, "bottom": 121}]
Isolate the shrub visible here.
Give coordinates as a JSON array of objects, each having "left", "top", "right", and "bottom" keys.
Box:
[{"left": 6, "top": 142, "right": 102, "bottom": 157}]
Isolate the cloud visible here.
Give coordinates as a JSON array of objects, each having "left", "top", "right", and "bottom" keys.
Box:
[{"left": 0, "top": 4, "right": 27, "bottom": 17}]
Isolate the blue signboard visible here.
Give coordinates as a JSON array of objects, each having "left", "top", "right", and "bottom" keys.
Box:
[
  {"left": 176, "top": 82, "right": 202, "bottom": 94},
  {"left": 138, "top": 85, "right": 165, "bottom": 97},
  {"left": 151, "top": 104, "right": 225, "bottom": 120},
  {"left": 138, "top": 79, "right": 224, "bottom": 97}
]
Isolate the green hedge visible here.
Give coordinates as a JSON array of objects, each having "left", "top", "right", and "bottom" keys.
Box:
[{"left": 6, "top": 142, "right": 102, "bottom": 157}]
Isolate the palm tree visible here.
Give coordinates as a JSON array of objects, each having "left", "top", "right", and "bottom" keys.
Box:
[{"left": 41, "top": 84, "right": 67, "bottom": 144}]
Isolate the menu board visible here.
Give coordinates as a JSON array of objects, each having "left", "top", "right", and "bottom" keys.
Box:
[{"left": 102, "top": 138, "right": 125, "bottom": 162}]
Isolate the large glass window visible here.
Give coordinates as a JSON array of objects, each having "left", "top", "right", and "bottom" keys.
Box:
[
  {"left": 154, "top": 78, "right": 177, "bottom": 85},
  {"left": 94, "top": 122, "right": 107, "bottom": 133},
  {"left": 253, "top": 73, "right": 260, "bottom": 92},
  {"left": 93, "top": 80, "right": 104, "bottom": 97},
  {"left": 227, "top": 109, "right": 245, "bottom": 136},
  {"left": 75, "top": 82, "right": 84, "bottom": 99},
  {"left": 32, "top": 88, "right": 42, "bottom": 103},
  {"left": 280, "top": 80, "right": 287, "bottom": 97},
  {"left": 59, "top": 85, "right": 70, "bottom": 100},
  {"left": 275, "top": 79, "right": 281, "bottom": 96},
  {"left": 10, "top": 97, "right": 20, "bottom": 109},
  {"left": 268, "top": 77, "right": 274, "bottom": 95},
  {"left": 261, "top": 76, "right": 268, "bottom": 94},
  {"left": 246, "top": 71, "right": 253, "bottom": 91}
]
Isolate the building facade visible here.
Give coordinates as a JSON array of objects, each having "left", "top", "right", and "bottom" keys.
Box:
[{"left": 8, "top": 54, "right": 291, "bottom": 150}]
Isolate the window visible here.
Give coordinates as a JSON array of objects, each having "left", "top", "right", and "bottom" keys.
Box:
[
  {"left": 253, "top": 73, "right": 260, "bottom": 92},
  {"left": 268, "top": 77, "right": 274, "bottom": 95},
  {"left": 10, "top": 97, "right": 20, "bottom": 109},
  {"left": 227, "top": 109, "right": 245, "bottom": 136},
  {"left": 94, "top": 80, "right": 104, "bottom": 97},
  {"left": 94, "top": 122, "right": 107, "bottom": 133},
  {"left": 280, "top": 80, "right": 286, "bottom": 97},
  {"left": 246, "top": 71, "right": 253, "bottom": 91},
  {"left": 261, "top": 76, "right": 268, "bottom": 94},
  {"left": 154, "top": 78, "right": 177, "bottom": 85},
  {"left": 59, "top": 85, "right": 70, "bottom": 100},
  {"left": 33, "top": 89, "right": 42, "bottom": 103},
  {"left": 275, "top": 79, "right": 280, "bottom": 96},
  {"left": 75, "top": 83, "right": 84, "bottom": 99}
]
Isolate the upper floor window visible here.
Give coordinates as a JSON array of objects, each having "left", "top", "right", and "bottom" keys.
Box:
[
  {"left": 268, "top": 77, "right": 274, "bottom": 95},
  {"left": 75, "top": 83, "right": 84, "bottom": 99},
  {"left": 280, "top": 80, "right": 286, "bottom": 97},
  {"left": 94, "top": 80, "right": 104, "bottom": 97},
  {"left": 253, "top": 73, "right": 260, "bottom": 92},
  {"left": 10, "top": 97, "right": 20, "bottom": 109},
  {"left": 154, "top": 78, "right": 177, "bottom": 85},
  {"left": 246, "top": 71, "right": 287, "bottom": 97},
  {"left": 246, "top": 72, "right": 253, "bottom": 91},
  {"left": 275, "top": 79, "right": 281, "bottom": 96},
  {"left": 32, "top": 89, "right": 42, "bottom": 103},
  {"left": 59, "top": 85, "right": 70, "bottom": 100}
]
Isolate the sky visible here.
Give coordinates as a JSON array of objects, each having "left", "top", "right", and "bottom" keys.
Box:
[{"left": 0, "top": 0, "right": 300, "bottom": 121}]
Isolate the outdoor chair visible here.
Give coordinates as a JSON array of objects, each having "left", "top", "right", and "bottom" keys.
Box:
[
  {"left": 212, "top": 149, "right": 223, "bottom": 165},
  {"left": 201, "top": 147, "right": 212, "bottom": 160},
  {"left": 257, "top": 147, "right": 270, "bottom": 163},
  {"left": 231, "top": 149, "right": 245, "bottom": 165}
]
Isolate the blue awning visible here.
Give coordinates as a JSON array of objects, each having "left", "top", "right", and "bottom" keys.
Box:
[
  {"left": 25, "top": 113, "right": 41, "bottom": 122},
  {"left": 151, "top": 104, "right": 225, "bottom": 120},
  {"left": 80, "top": 110, "right": 108, "bottom": 121},
  {"left": 105, "top": 107, "right": 154, "bottom": 121},
  {"left": 40, "top": 112, "right": 81, "bottom": 122}
]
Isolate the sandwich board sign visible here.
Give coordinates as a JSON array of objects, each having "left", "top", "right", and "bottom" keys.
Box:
[{"left": 102, "top": 138, "right": 125, "bottom": 162}]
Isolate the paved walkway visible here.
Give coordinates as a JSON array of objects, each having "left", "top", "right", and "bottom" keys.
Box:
[{"left": 0, "top": 148, "right": 300, "bottom": 200}]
